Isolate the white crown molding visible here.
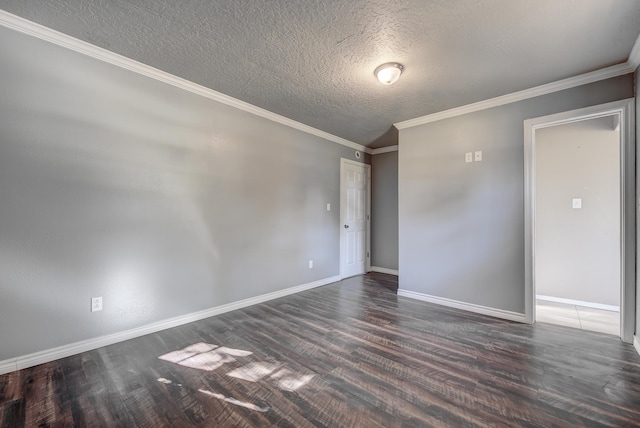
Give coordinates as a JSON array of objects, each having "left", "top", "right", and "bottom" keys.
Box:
[
  {"left": 0, "top": 10, "right": 368, "bottom": 154},
  {"left": 369, "top": 266, "right": 399, "bottom": 275},
  {"left": 0, "top": 275, "right": 340, "bottom": 375},
  {"left": 628, "top": 31, "right": 640, "bottom": 70},
  {"left": 398, "top": 289, "right": 526, "bottom": 323},
  {"left": 371, "top": 145, "right": 398, "bottom": 155},
  {"left": 395, "top": 62, "right": 635, "bottom": 129}
]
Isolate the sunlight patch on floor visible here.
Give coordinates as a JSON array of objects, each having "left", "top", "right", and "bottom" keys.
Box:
[
  {"left": 227, "top": 362, "right": 282, "bottom": 382},
  {"left": 198, "top": 388, "right": 270, "bottom": 412},
  {"left": 155, "top": 377, "right": 270, "bottom": 413},
  {"left": 158, "top": 342, "right": 317, "bottom": 393},
  {"left": 158, "top": 342, "right": 253, "bottom": 371},
  {"left": 270, "top": 368, "right": 315, "bottom": 391}
]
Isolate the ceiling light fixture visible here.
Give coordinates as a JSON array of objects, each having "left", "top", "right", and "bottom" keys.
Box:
[{"left": 374, "top": 62, "right": 404, "bottom": 85}]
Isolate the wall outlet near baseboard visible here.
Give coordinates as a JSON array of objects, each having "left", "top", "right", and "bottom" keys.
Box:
[
  {"left": 308, "top": 260, "right": 313, "bottom": 269},
  {"left": 91, "top": 296, "right": 103, "bottom": 312}
]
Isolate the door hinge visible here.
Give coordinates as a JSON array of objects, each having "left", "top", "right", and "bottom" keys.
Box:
[
  {"left": 367, "top": 252, "right": 370, "bottom": 258},
  {"left": 367, "top": 214, "right": 370, "bottom": 221}
]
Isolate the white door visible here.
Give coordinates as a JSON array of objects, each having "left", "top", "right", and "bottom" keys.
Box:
[{"left": 340, "top": 159, "right": 369, "bottom": 278}]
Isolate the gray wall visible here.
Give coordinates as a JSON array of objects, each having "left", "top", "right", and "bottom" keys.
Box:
[
  {"left": 398, "top": 75, "right": 633, "bottom": 314},
  {"left": 0, "top": 26, "right": 367, "bottom": 361},
  {"left": 535, "top": 117, "right": 620, "bottom": 306},
  {"left": 371, "top": 151, "right": 398, "bottom": 270}
]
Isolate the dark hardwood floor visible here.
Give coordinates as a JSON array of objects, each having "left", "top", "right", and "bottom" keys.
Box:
[{"left": 2, "top": 273, "right": 640, "bottom": 427}]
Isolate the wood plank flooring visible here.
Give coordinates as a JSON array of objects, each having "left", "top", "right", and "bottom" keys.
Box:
[{"left": 2, "top": 272, "right": 640, "bottom": 427}]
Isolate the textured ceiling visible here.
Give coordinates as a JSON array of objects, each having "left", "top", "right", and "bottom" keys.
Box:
[{"left": 1, "top": 0, "right": 639, "bottom": 147}]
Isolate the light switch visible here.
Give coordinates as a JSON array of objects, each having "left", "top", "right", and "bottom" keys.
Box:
[
  {"left": 572, "top": 198, "right": 582, "bottom": 209},
  {"left": 91, "top": 296, "right": 103, "bottom": 312},
  {"left": 465, "top": 152, "right": 473, "bottom": 163},
  {"left": 474, "top": 151, "right": 482, "bottom": 161},
  {"left": 326, "top": 203, "right": 331, "bottom": 211}
]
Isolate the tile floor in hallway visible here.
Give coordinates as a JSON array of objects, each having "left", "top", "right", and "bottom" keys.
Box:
[{"left": 536, "top": 299, "right": 619, "bottom": 336}]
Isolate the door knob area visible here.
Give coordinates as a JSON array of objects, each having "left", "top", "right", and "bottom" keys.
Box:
[{"left": 344, "top": 224, "right": 349, "bottom": 229}]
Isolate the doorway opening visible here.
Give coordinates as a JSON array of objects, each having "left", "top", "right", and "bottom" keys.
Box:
[
  {"left": 534, "top": 116, "right": 620, "bottom": 335},
  {"left": 524, "top": 99, "right": 635, "bottom": 342}
]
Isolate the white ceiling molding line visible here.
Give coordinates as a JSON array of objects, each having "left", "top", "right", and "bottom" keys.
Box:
[
  {"left": 628, "top": 31, "right": 640, "bottom": 70},
  {"left": 0, "top": 10, "right": 370, "bottom": 154},
  {"left": 395, "top": 62, "right": 635, "bottom": 129},
  {"left": 371, "top": 145, "right": 398, "bottom": 155}
]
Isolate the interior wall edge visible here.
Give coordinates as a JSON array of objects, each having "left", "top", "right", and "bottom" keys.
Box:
[
  {"left": 0, "top": 275, "right": 341, "bottom": 375},
  {"left": 628, "top": 31, "right": 640, "bottom": 70}
]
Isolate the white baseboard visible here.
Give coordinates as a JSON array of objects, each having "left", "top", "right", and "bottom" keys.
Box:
[
  {"left": 397, "top": 289, "right": 526, "bottom": 323},
  {"left": 369, "top": 266, "right": 399, "bottom": 276},
  {"left": 0, "top": 360, "right": 16, "bottom": 376},
  {"left": 536, "top": 295, "right": 619, "bottom": 312},
  {"left": 634, "top": 336, "right": 640, "bottom": 356},
  {"left": 0, "top": 275, "right": 340, "bottom": 375}
]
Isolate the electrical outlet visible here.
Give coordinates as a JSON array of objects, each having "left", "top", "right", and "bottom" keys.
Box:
[
  {"left": 465, "top": 152, "right": 473, "bottom": 163},
  {"left": 474, "top": 151, "right": 483, "bottom": 161},
  {"left": 326, "top": 203, "right": 331, "bottom": 211},
  {"left": 308, "top": 260, "right": 313, "bottom": 269},
  {"left": 91, "top": 296, "right": 103, "bottom": 312}
]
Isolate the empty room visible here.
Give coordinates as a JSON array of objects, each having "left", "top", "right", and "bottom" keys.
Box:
[{"left": 1, "top": 1, "right": 640, "bottom": 426}]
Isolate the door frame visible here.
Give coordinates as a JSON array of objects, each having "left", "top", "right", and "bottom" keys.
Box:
[
  {"left": 523, "top": 98, "right": 635, "bottom": 343},
  {"left": 339, "top": 158, "right": 371, "bottom": 279}
]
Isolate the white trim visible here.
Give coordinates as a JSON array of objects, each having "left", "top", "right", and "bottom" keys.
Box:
[
  {"left": 536, "top": 295, "right": 620, "bottom": 312},
  {"left": 2, "top": 9, "right": 636, "bottom": 150},
  {"left": 628, "top": 31, "right": 640, "bottom": 70},
  {"left": 371, "top": 145, "right": 398, "bottom": 155},
  {"left": 395, "top": 63, "right": 634, "bottom": 129},
  {"left": 634, "top": 336, "right": 640, "bottom": 356},
  {"left": 0, "top": 360, "right": 15, "bottom": 375},
  {"left": 397, "top": 289, "right": 526, "bottom": 323},
  {"left": 0, "top": 10, "right": 369, "bottom": 154},
  {"left": 523, "top": 99, "right": 635, "bottom": 342},
  {"left": 369, "top": 266, "right": 399, "bottom": 276},
  {"left": 0, "top": 275, "right": 340, "bottom": 375}
]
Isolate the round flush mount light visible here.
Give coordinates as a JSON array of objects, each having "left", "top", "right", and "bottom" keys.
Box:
[{"left": 374, "top": 62, "right": 404, "bottom": 85}]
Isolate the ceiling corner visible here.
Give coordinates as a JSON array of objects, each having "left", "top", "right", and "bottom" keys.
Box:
[{"left": 628, "top": 31, "right": 640, "bottom": 70}]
